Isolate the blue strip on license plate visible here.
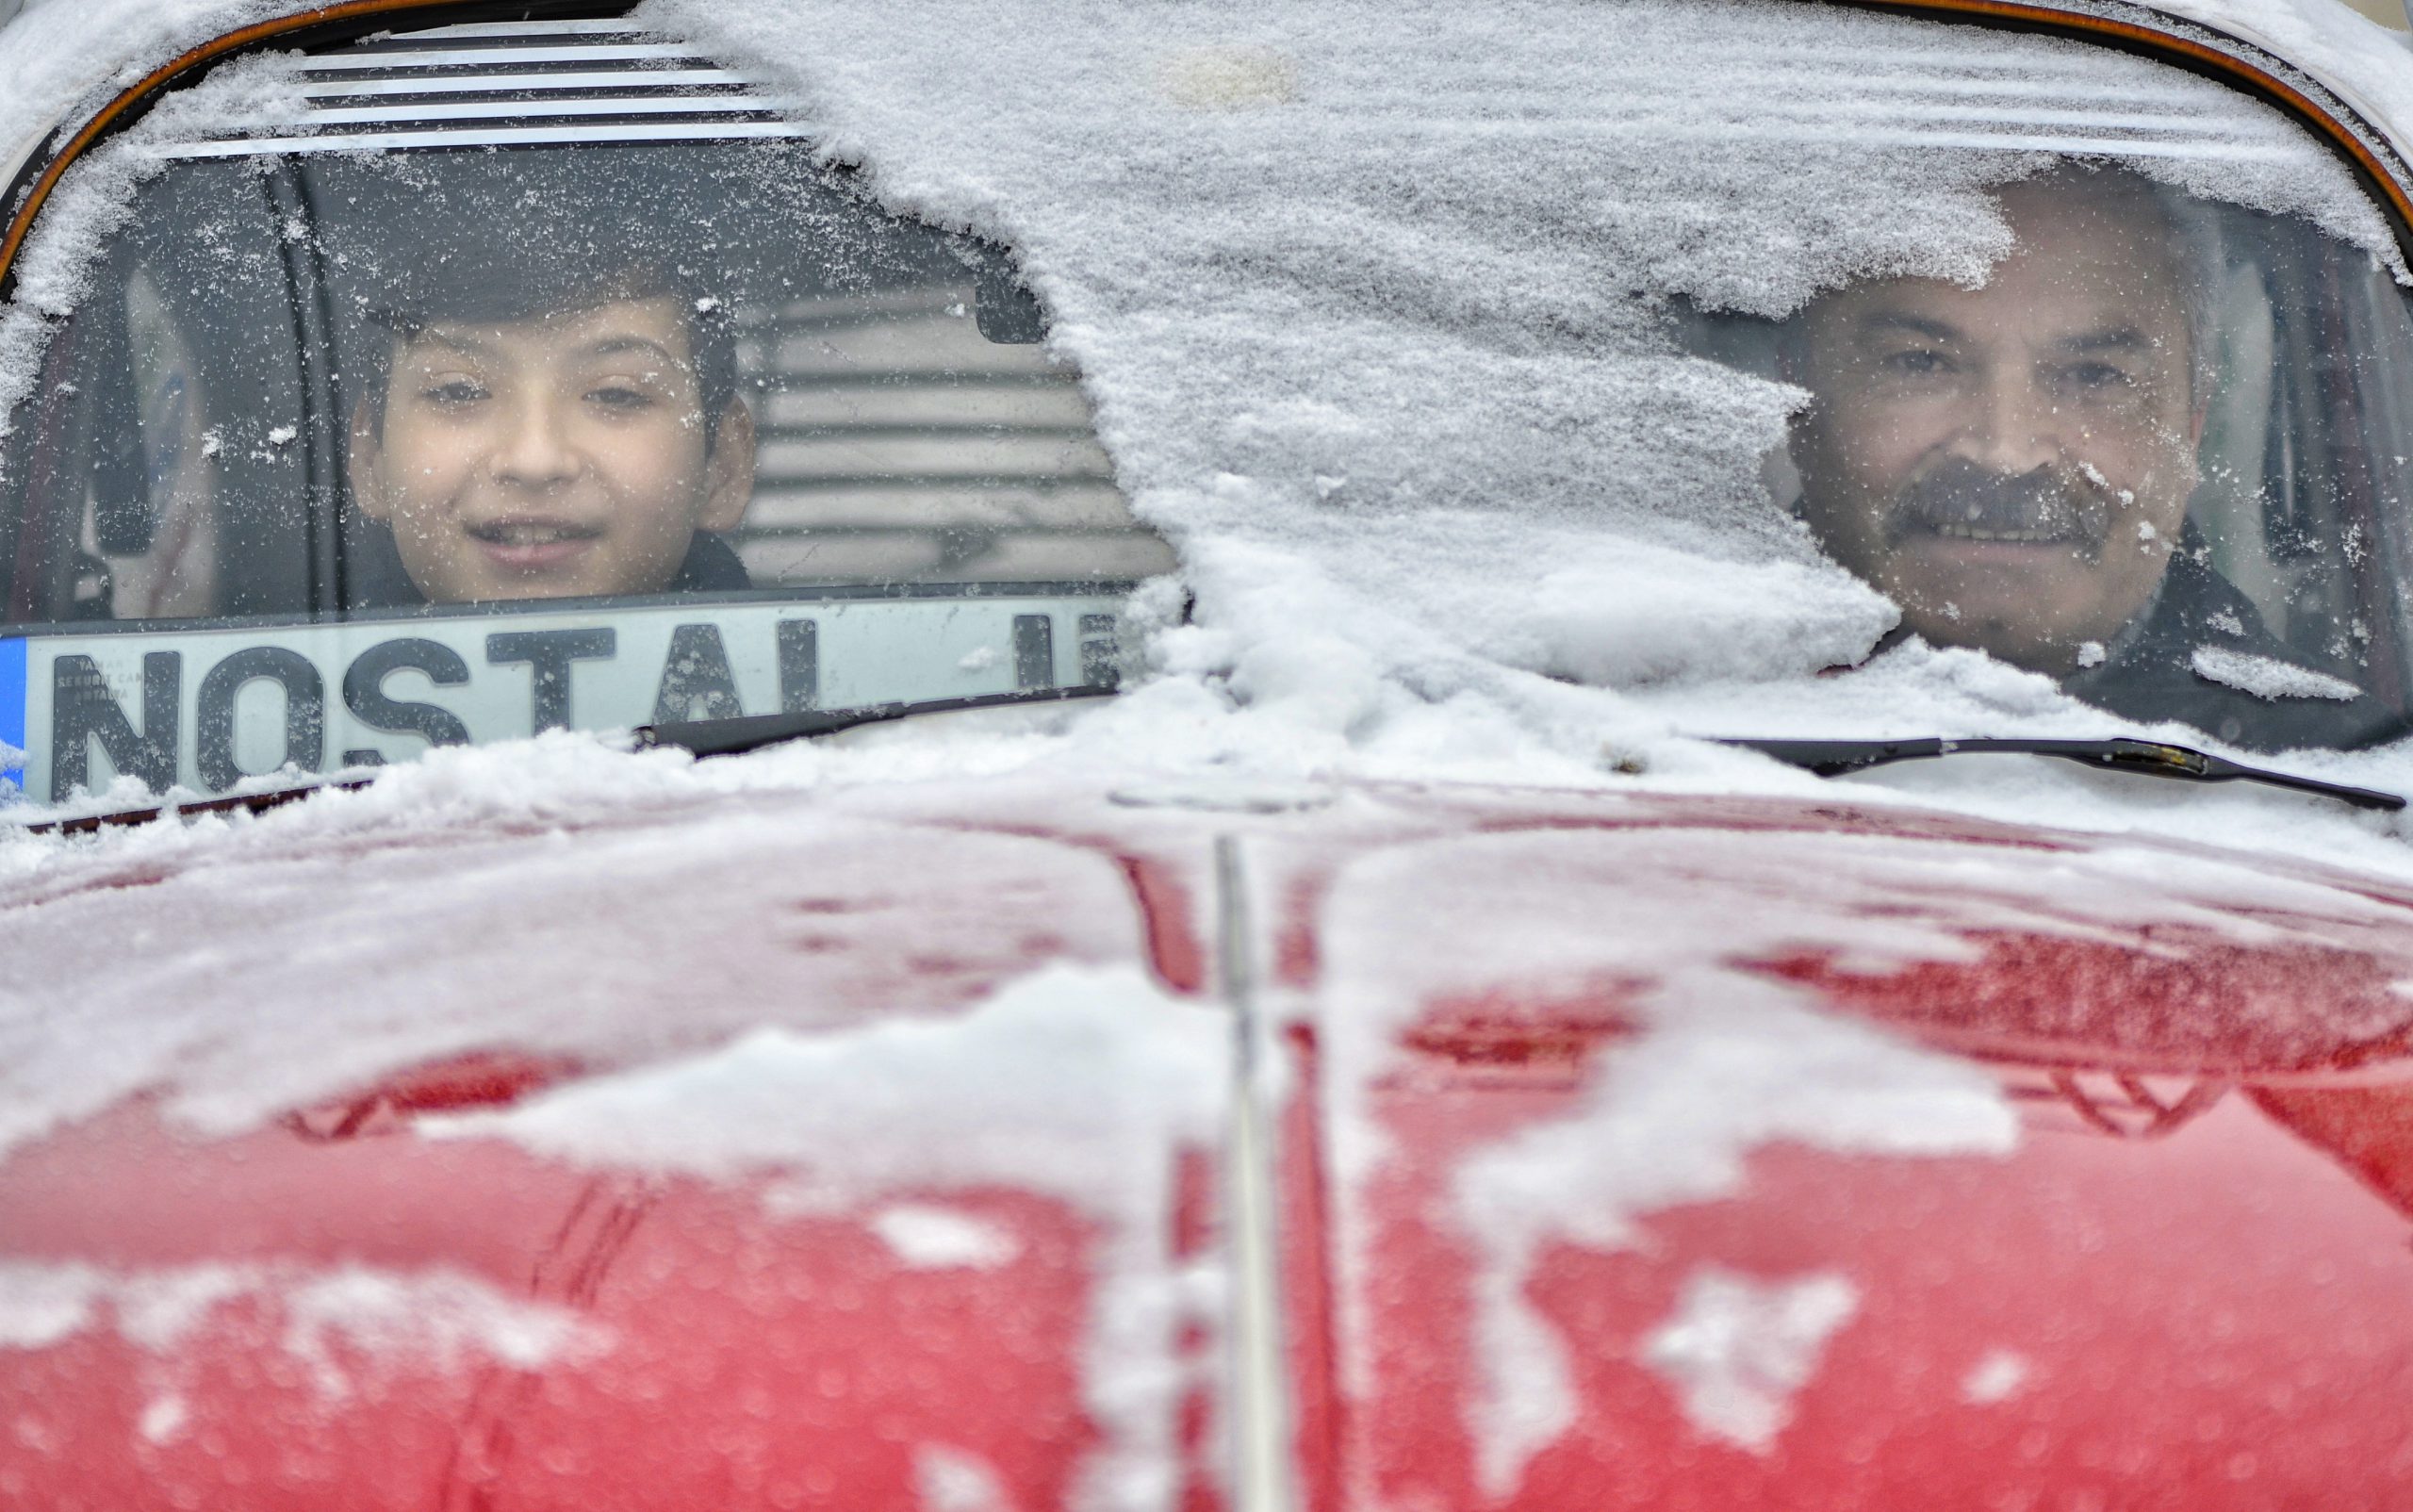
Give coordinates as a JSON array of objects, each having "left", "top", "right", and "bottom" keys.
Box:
[{"left": 0, "top": 637, "right": 24, "bottom": 788}]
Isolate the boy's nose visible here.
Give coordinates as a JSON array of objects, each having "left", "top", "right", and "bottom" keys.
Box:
[{"left": 489, "top": 396, "right": 582, "bottom": 487}]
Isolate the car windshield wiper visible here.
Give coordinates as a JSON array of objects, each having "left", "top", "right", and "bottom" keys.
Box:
[
  {"left": 632, "top": 683, "right": 1119, "bottom": 758},
  {"left": 10, "top": 685, "right": 1122, "bottom": 838},
  {"left": 1721, "top": 734, "right": 2405, "bottom": 813}
]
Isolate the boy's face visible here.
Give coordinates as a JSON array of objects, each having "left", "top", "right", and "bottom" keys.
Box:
[{"left": 350, "top": 295, "right": 754, "bottom": 603}]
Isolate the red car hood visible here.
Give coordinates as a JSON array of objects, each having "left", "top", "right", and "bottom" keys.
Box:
[{"left": 6, "top": 774, "right": 2413, "bottom": 1509}]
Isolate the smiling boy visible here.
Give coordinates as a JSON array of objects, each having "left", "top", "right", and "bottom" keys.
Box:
[{"left": 347, "top": 266, "right": 757, "bottom": 604}]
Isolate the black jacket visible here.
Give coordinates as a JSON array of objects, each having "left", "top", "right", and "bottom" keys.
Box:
[{"left": 2061, "top": 549, "right": 2401, "bottom": 751}]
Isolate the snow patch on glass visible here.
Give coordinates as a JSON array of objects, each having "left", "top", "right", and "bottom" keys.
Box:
[{"left": 2192, "top": 645, "right": 2365, "bottom": 700}]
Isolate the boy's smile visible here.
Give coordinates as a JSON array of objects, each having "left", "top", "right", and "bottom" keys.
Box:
[{"left": 350, "top": 295, "right": 754, "bottom": 603}]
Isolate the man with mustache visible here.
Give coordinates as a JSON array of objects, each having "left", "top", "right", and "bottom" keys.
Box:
[{"left": 1786, "top": 165, "right": 2388, "bottom": 748}]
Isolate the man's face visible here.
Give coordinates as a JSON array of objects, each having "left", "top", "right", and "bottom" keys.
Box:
[
  {"left": 1788, "top": 177, "right": 2201, "bottom": 673},
  {"left": 351, "top": 295, "right": 754, "bottom": 603}
]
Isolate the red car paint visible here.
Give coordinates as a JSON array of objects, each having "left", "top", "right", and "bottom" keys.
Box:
[{"left": 7, "top": 780, "right": 2413, "bottom": 1507}]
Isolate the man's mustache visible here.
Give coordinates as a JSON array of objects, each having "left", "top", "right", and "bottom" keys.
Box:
[{"left": 1882, "top": 458, "right": 2112, "bottom": 556}]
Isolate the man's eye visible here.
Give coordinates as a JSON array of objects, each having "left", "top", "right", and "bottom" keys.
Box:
[
  {"left": 1882, "top": 349, "right": 1948, "bottom": 376},
  {"left": 586, "top": 386, "right": 655, "bottom": 410},
  {"left": 2063, "top": 361, "right": 2133, "bottom": 390},
  {"left": 419, "top": 380, "right": 486, "bottom": 405}
]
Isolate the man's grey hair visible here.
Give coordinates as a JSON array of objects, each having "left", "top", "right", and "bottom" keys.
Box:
[
  {"left": 1770, "top": 158, "right": 2229, "bottom": 404},
  {"left": 2133, "top": 167, "right": 2228, "bottom": 403}
]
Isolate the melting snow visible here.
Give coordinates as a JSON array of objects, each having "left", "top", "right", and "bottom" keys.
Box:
[
  {"left": 135, "top": 1393, "right": 188, "bottom": 1445},
  {"left": 1453, "top": 986, "right": 2011, "bottom": 1491},
  {"left": 1642, "top": 1268, "right": 1861, "bottom": 1453},
  {"left": 0, "top": 1260, "right": 600, "bottom": 1394},
  {"left": 917, "top": 1444, "right": 1017, "bottom": 1512},
  {"left": 872, "top": 1205, "right": 1026, "bottom": 1269},
  {"left": 0, "top": 1261, "right": 100, "bottom": 1349},
  {"left": 426, "top": 962, "right": 1227, "bottom": 1512},
  {"left": 1961, "top": 1347, "right": 2032, "bottom": 1405},
  {"left": 422, "top": 964, "right": 1224, "bottom": 1215},
  {"left": 1303, "top": 816, "right": 2413, "bottom": 1489},
  {"left": 0, "top": 776, "right": 1157, "bottom": 1165}
]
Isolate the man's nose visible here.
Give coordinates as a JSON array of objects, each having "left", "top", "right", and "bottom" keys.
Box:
[
  {"left": 489, "top": 394, "right": 582, "bottom": 487},
  {"left": 1948, "top": 370, "right": 2063, "bottom": 475}
]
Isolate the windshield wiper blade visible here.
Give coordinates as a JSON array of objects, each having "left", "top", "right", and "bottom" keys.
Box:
[
  {"left": 633, "top": 683, "right": 1121, "bottom": 758},
  {"left": 10, "top": 685, "right": 1123, "bottom": 838},
  {"left": 8, "top": 773, "right": 384, "bottom": 838},
  {"left": 1721, "top": 734, "right": 2405, "bottom": 813}
]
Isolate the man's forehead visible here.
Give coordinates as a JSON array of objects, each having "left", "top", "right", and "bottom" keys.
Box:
[
  {"left": 1810, "top": 174, "right": 2191, "bottom": 334},
  {"left": 1841, "top": 295, "right": 2175, "bottom": 349},
  {"left": 1816, "top": 247, "right": 2188, "bottom": 351}
]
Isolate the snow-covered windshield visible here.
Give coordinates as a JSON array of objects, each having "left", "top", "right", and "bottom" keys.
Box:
[
  {"left": 5, "top": 0, "right": 2413, "bottom": 808},
  {"left": 0, "top": 127, "right": 1170, "bottom": 801}
]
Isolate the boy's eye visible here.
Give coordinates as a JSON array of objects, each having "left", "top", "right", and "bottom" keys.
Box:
[
  {"left": 585, "top": 385, "right": 656, "bottom": 411},
  {"left": 419, "top": 379, "right": 487, "bottom": 405}
]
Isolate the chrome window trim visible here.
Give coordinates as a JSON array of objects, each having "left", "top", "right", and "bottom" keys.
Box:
[
  {"left": 360, "top": 18, "right": 653, "bottom": 39},
  {"left": 297, "top": 95, "right": 782, "bottom": 125},
  {"left": 289, "top": 41, "right": 699, "bottom": 70},
  {"left": 144, "top": 121, "right": 810, "bottom": 157},
  {"left": 295, "top": 68, "right": 750, "bottom": 97}
]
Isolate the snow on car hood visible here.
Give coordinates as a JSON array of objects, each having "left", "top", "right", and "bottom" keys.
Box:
[{"left": 12, "top": 769, "right": 2413, "bottom": 1504}]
